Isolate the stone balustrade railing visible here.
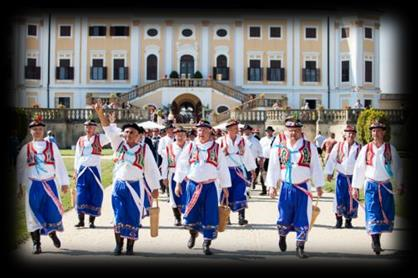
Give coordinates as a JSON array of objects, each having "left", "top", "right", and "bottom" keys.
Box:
[
  {"left": 18, "top": 107, "right": 148, "bottom": 122},
  {"left": 120, "top": 78, "right": 251, "bottom": 104}
]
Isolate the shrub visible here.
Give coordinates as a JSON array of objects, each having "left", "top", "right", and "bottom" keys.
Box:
[
  {"left": 169, "top": 71, "right": 179, "bottom": 78},
  {"left": 194, "top": 70, "right": 203, "bottom": 79}
]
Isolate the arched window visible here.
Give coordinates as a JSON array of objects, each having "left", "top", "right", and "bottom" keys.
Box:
[
  {"left": 180, "top": 55, "right": 194, "bottom": 77},
  {"left": 146, "top": 54, "right": 158, "bottom": 80},
  {"left": 216, "top": 55, "right": 227, "bottom": 68}
]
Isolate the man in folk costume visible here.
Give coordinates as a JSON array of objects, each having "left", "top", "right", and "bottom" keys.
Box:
[
  {"left": 217, "top": 120, "right": 256, "bottom": 225},
  {"left": 324, "top": 125, "right": 361, "bottom": 229},
  {"left": 157, "top": 122, "right": 175, "bottom": 194},
  {"left": 352, "top": 119, "right": 404, "bottom": 255},
  {"left": 73, "top": 120, "right": 110, "bottom": 228},
  {"left": 16, "top": 115, "right": 69, "bottom": 254},
  {"left": 266, "top": 117, "right": 324, "bottom": 259},
  {"left": 242, "top": 124, "right": 264, "bottom": 194},
  {"left": 259, "top": 126, "right": 276, "bottom": 195},
  {"left": 173, "top": 120, "right": 231, "bottom": 255},
  {"left": 94, "top": 101, "right": 160, "bottom": 256},
  {"left": 161, "top": 127, "right": 190, "bottom": 226}
]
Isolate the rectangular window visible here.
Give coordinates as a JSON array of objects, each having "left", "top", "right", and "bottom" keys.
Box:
[
  {"left": 303, "top": 61, "right": 319, "bottom": 82},
  {"left": 89, "top": 26, "right": 106, "bottom": 36},
  {"left": 341, "top": 60, "right": 350, "bottom": 82},
  {"left": 249, "top": 59, "right": 261, "bottom": 68},
  {"left": 365, "top": 27, "right": 373, "bottom": 39},
  {"left": 364, "top": 99, "right": 372, "bottom": 108},
  {"left": 341, "top": 27, "right": 349, "bottom": 38},
  {"left": 248, "top": 59, "right": 262, "bottom": 81},
  {"left": 249, "top": 26, "right": 261, "bottom": 38},
  {"left": 92, "top": 59, "right": 103, "bottom": 67},
  {"left": 59, "top": 59, "right": 70, "bottom": 68},
  {"left": 27, "top": 24, "right": 37, "bottom": 37},
  {"left": 60, "top": 25, "right": 71, "bottom": 37},
  {"left": 270, "top": 27, "right": 281, "bottom": 38},
  {"left": 113, "top": 59, "right": 128, "bottom": 80},
  {"left": 270, "top": 60, "right": 281, "bottom": 68},
  {"left": 365, "top": 60, "right": 372, "bottom": 82},
  {"left": 57, "top": 97, "right": 71, "bottom": 108},
  {"left": 305, "top": 60, "right": 316, "bottom": 69},
  {"left": 110, "top": 26, "right": 129, "bottom": 36},
  {"left": 305, "top": 27, "right": 317, "bottom": 39},
  {"left": 27, "top": 58, "right": 37, "bottom": 67}
]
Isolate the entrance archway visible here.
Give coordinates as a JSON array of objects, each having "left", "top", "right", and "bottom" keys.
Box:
[{"left": 171, "top": 93, "right": 202, "bottom": 123}]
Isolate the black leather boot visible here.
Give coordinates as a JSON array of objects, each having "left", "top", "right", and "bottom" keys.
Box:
[
  {"left": 259, "top": 185, "right": 267, "bottom": 195},
  {"left": 89, "top": 216, "right": 96, "bottom": 228},
  {"left": 113, "top": 233, "right": 124, "bottom": 256},
  {"left": 49, "top": 231, "right": 61, "bottom": 248},
  {"left": 345, "top": 218, "right": 353, "bottom": 228},
  {"left": 371, "top": 234, "right": 383, "bottom": 255},
  {"left": 172, "top": 208, "right": 182, "bottom": 226},
  {"left": 335, "top": 214, "right": 343, "bottom": 229},
  {"left": 296, "top": 241, "right": 308, "bottom": 259},
  {"left": 202, "top": 240, "right": 213, "bottom": 255},
  {"left": 74, "top": 213, "right": 85, "bottom": 227},
  {"left": 278, "top": 235, "right": 287, "bottom": 252},
  {"left": 126, "top": 239, "right": 135, "bottom": 255},
  {"left": 187, "top": 230, "right": 198, "bottom": 249},
  {"left": 30, "top": 230, "right": 41, "bottom": 254},
  {"left": 238, "top": 209, "right": 248, "bottom": 225}
]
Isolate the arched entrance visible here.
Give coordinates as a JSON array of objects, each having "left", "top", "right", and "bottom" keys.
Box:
[{"left": 171, "top": 93, "right": 202, "bottom": 124}]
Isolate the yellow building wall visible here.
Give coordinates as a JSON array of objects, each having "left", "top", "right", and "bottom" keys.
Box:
[
  {"left": 243, "top": 19, "right": 288, "bottom": 85},
  {"left": 140, "top": 23, "right": 165, "bottom": 81},
  {"left": 173, "top": 22, "right": 202, "bottom": 75}
]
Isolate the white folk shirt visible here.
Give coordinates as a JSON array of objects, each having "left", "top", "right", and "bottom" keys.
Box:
[
  {"left": 352, "top": 143, "right": 402, "bottom": 189},
  {"left": 157, "top": 135, "right": 175, "bottom": 156},
  {"left": 74, "top": 134, "right": 110, "bottom": 172},
  {"left": 103, "top": 125, "right": 161, "bottom": 190},
  {"left": 160, "top": 141, "right": 190, "bottom": 179},
  {"left": 17, "top": 140, "right": 69, "bottom": 188},
  {"left": 216, "top": 134, "right": 256, "bottom": 171},
  {"left": 265, "top": 137, "right": 324, "bottom": 188},
  {"left": 259, "top": 135, "right": 275, "bottom": 159},
  {"left": 325, "top": 141, "right": 361, "bottom": 176},
  {"left": 243, "top": 134, "right": 263, "bottom": 160},
  {"left": 173, "top": 139, "right": 232, "bottom": 188}
]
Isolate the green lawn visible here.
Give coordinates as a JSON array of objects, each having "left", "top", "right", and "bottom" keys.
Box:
[
  {"left": 60, "top": 148, "right": 113, "bottom": 156},
  {"left": 15, "top": 154, "right": 114, "bottom": 247}
]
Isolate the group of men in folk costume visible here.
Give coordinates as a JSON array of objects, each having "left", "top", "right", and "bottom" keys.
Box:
[{"left": 17, "top": 105, "right": 404, "bottom": 258}]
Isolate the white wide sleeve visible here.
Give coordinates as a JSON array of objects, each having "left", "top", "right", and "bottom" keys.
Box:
[
  {"left": 216, "top": 149, "right": 232, "bottom": 188},
  {"left": 173, "top": 144, "right": 191, "bottom": 183},
  {"left": 352, "top": 145, "right": 367, "bottom": 189},
  {"left": 99, "top": 133, "right": 111, "bottom": 147},
  {"left": 309, "top": 143, "right": 324, "bottom": 188},
  {"left": 143, "top": 144, "right": 161, "bottom": 190},
  {"left": 255, "top": 140, "right": 263, "bottom": 158},
  {"left": 324, "top": 143, "right": 338, "bottom": 175},
  {"left": 243, "top": 143, "right": 257, "bottom": 171},
  {"left": 157, "top": 137, "right": 165, "bottom": 156},
  {"left": 103, "top": 125, "right": 123, "bottom": 151},
  {"left": 160, "top": 146, "right": 169, "bottom": 180},
  {"left": 53, "top": 143, "right": 70, "bottom": 187},
  {"left": 265, "top": 146, "right": 281, "bottom": 189},
  {"left": 74, "top": 138, "right": 81, "bottom": 173}
]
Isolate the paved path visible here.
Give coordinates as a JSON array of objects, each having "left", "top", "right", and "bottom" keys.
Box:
[{"left": 14, "top": 185, "right": 409, "bottom": 267}]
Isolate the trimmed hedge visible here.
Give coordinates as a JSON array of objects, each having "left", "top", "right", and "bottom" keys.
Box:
[{"left": 169, "top": 70, "right": 179, "bottom": 78}]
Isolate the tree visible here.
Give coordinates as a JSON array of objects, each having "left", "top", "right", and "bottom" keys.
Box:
[{"left": 356, "top": 109, "right": 391, "bottom": 144}]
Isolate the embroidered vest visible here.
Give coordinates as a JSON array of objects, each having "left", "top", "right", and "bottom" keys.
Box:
[
  {"left": 336, "top": 142, "right": 361, "bottom": 164},
  {"left": 79, "top": 134, "right": 102, "bottom": 156},
  {"left": 366, "top": 142, "right": 392, "bottom": 167},
  {"left": 113, "top": 142, "right": 145, "bottom": 170},
  {"left": 278, "top": 139, "right": 311, "bottom": 169},
  {"left": 220, "top": 136, "right": 245, "bottom": 156},
  {"left": 189, "top": 141, "right": 219, "bottom": 167},
  {"left": 26, "top": 141, "right": 55, "bottom": 166}
]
